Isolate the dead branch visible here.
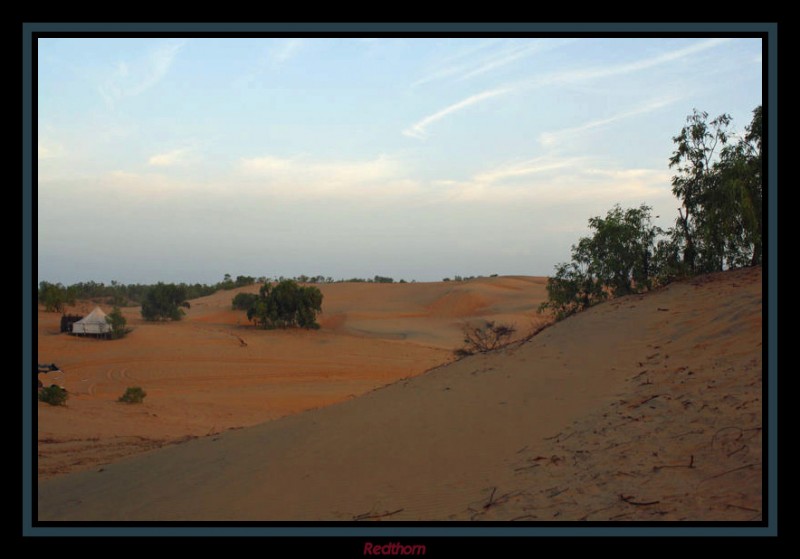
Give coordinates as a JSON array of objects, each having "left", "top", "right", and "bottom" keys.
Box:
[
  {"left": 619, "top": 494, "right": 660, "bottom": 506},
  {"left": 353, "top": 508, "right": 404, "bottom": 521},
  {"left": 700, "top": 463, "right": 759, "bottom": 483},
  {"left": 725, "top": 504, "right": 760, "bottom": 513},
  {"left": 629, "top": 394, "right": 662, "bottom": 409},
  {"left": 483, "top": 487, "right": 497, "bottom": 509},
  {"left": 727, "top": 445, "right": 748, "bottom": 458},
  {"left": 671, "top": 429, "right": 705, "bottom": 438},
  {"left": 653, "top": 454, "right": 695, "bottom": 472}
]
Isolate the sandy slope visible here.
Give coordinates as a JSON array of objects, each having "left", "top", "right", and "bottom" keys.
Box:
[
  {"left": 37, "top": 277, "right": 547, "bottom": 480},
  {"left": 37, "top": 267, "right": 762, "bottom": 521}
]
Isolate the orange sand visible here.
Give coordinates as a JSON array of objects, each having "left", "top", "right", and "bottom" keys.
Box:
[
  {"left": 37, "top": 268, "right": 762, "bottom": 521},
  {"left": 37, "top": 276, "right": 548, "bottom": 480}
]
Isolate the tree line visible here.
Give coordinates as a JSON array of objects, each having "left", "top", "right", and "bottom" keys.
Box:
[
  {"left": 540, "top": 106, "right": 762, "bottom": 320},
  {"left": 37, "top": 274, "right": 259, "bottom": 313}
]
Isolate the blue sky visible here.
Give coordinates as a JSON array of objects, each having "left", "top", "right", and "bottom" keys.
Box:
[{"left": 37, "top": 37, "right": 762, "bottom": 284}]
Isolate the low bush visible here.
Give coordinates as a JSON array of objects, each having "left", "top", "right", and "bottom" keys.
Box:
[
  {"left": 39, "top": 385, "right": 68, "bottom": 406},
  {"left": 118, "top": 386, "right": 147, "bottom": 404},
  {"left": 454, "top": 321, "right": 516, "bottom": 357}
]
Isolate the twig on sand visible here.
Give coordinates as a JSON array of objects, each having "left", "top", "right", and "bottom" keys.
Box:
[
  {"left": 510, "top": 514, "right": 538, "bottom": 521},
  {"left": 484, "top": 487, "right": 498, "bottom": 509},
  {"left": 629, "top": 394, "right": 662, "bottom": 409},
  {"left": 619, "top": 494, "right": 660, "bottom": 506},
  {"left": 725, "top": 503, "right": 760, "bottom": 513},
  {"left": 482, "top": 487, "right": 523, "bottom": 510},
  {"left": 653, "top": 454, "right": 695, "bottom": 472},
  {"left": 700, "top": 463, "right": 759, "bottom": 483},
  {"left": 727, "top": 445, "right": 748, "bottom": 458},
  {"left": 353, "top": 508, "right": 404, "bottom": 521},
  {"left": 671, "top": 429, "right": 705, "bottom": 439},
  {"left": 543, "top": 432, "right": 561, "bottom": 441}
]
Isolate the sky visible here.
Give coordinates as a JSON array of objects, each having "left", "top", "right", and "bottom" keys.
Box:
[{"left": 36, "top": 36, "right": 762, "bottom": 285}]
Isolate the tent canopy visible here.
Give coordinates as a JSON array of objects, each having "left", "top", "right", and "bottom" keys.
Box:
[{"left": 71, "top": 307, "right": 111, "bottom": 335}]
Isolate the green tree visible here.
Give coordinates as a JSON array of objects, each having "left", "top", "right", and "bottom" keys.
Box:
[
  {"left": 714, "top": 105, "right": 763, "bottom": 267},
  {"left": 105, "top": 306, "right": 130, "bottom": 339},
  {"left": 669, "top": 107, "right": 762, "bottom": 272},
  {"left": 540, "top": 204, "right": 661, "bottom": 319},
  {"left": 669, "top": 109, "right": 732, "bottom": 273},
  {"left": 246, "top": 280, "right": 323, "bottom": 329},
  {"left": 231, "top": 292, "right": 259, "bottom": 311},
  {"left": 38, "top": 281, "right": 75, "bottom": 312},
  {"left": 140, "top": 283, "right": 190, "bottom": 321}
]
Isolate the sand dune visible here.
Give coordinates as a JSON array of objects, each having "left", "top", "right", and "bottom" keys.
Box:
[
  {"left": 37, "top": 267, "right": 761, "bottom": 521},
  {"left": 37, "top": 277, "right": 547, "bottom": 480}
]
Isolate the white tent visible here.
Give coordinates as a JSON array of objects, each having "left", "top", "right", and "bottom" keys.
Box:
[{"left": 71, "top": 307, "right": 112, "bottom": 335}]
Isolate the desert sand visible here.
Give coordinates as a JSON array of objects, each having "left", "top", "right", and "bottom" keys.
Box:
[
  {"left": 37, "top": 268, "right": 762, "bottom": 521},
  {"left": 37, "top": 276, "right": 548, "bottom": 480}
]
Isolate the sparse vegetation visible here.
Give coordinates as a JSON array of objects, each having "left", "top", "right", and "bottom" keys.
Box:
[
  {"left": 541, "top": 105, "right": 763, "bottom": 321},
  {"left": 246, "top": 280, "right": 323, "bottom": 330},
  {"left": 454, "top": 321, "right": 517, "bottom": 357},
  {"left": 118, "top": 386, "right": 147, "bottom": 404},
  {"left": 38, "top": 282, "right": 75, "bottom": 312},
  {"left": 38, "top": 385, "right": 68, "bottom": 406},
  {"left": 105, "top": 306, "right": 131, "bottom": 339},
  {"left": 539, "top": 204, "right": 662, "bottom": 320}
]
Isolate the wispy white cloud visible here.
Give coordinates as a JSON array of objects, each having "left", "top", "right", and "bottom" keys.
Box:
[
  {"left": 38, "top": 140, "right": 64, "bottom": 160},
  {"left": 472, "top": 156, "right": 586, "bottom": 184},
  {"left": 271, "top": 38, "right": 304, "bottom": 64},
  {"left": 457, "top": 40, "right": 572, "bottom": 81},
  {"left": 147, "top": 147, "right": 191, "bottom": 167},
  {"left": 412, "top": 39, "right": 575, "bottom": 88},
  {"left": 436, "top": 154, "right": 671, "bottom": 206},
  {"left": 536, "top": 38, "right": 732, "bottom": 86},
  {"left": 538, "top": 96, "right": 681, "bottom": 147},
  {"left": 411, "top": 39, "right": 503, "bottom": 87},
  {"left": 404, "top": 38, "right": 731, "bottom": 140},
  {"left": 99, "top": 40, "right": 185, "bottom": 106},
  {"left": 402, "top": 87, "right": 510, "bottom": 139},
  {"left": 237, "top": 153, "right": 418, "bottom": 199}
]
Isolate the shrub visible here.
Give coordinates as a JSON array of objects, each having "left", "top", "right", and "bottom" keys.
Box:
[
  {"left": 39, "top": 385, "right": 68, "bottom": 406},
  {"left": 118, "top": 386, "right": 147, "bottom": 404},
  {"left": 105, "top": 306, "right": 131, "bottom": 339},
  {"left": 454, "top": 321, "right": 516, "bottom": 357}
]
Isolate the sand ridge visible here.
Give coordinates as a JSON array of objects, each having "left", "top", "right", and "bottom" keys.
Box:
[{"left": 37, "top": 267, "right": 761, "bottom": 521}]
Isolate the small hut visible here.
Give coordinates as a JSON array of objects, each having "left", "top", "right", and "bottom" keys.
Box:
[{"left": 70, "top": 307, "right": 111, "bottom": 337}]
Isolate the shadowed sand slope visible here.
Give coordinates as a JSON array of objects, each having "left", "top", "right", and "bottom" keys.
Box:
[
  {"left": 36, "top": 277, "right": 547, "bottom": 480},
  {"left": 37, "top": 268, "right": 761, "bottom": 521}
]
